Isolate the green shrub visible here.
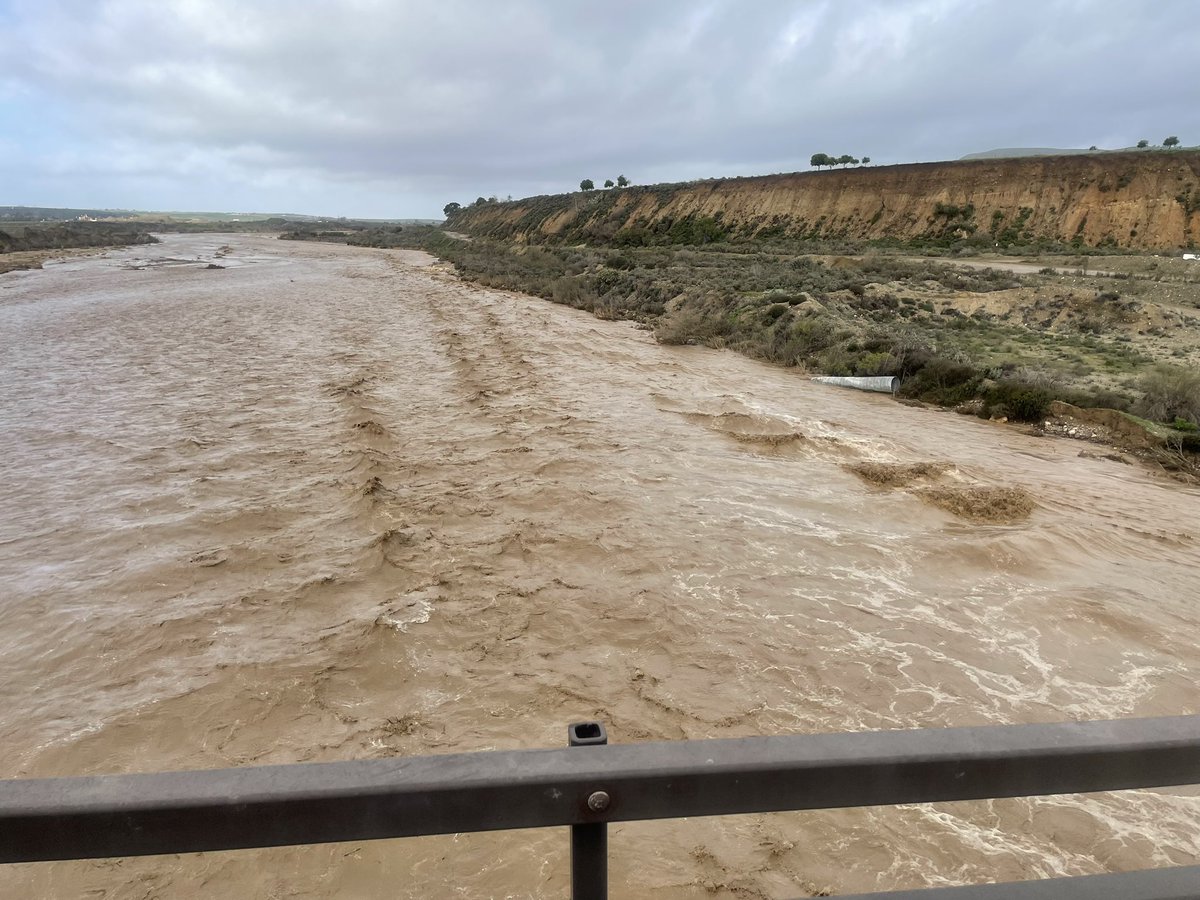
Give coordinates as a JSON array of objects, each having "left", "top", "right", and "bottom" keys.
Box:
[
  {"left": 665, "top": 215, "right": 726, "bottom": 245},
  {"left": 654, "top": 307, "right": 718, "bottom": 345},
  {"left": 613, "top": 226, "right": 651, "bottom": 247},
  {"left": 853, "top": 351, "right": 895, "bottom": 376},
  {"left": 983, "top": 381, "right": 1052, "bottom": 422},
  {"left": 1135, "top": 364, "right": 1200, "bottom": 424},
  {"left": 899, "top": 356, "right": 983, "bottom": 404},
  {"left": 815, "top": 346, "right": 856, "bottom": 376}
]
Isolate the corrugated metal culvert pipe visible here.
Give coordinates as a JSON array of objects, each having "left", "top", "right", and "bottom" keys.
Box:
[{"left": 811, "top": 375, "right": 899, "bottom": 394}]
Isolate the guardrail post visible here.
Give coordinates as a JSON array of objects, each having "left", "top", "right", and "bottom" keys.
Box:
[{"left": 568, "top": 722, "right": 608, "bottom": 900}]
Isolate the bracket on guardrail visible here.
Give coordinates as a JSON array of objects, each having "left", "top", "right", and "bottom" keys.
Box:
[{"left": 568, "top": 722, "right": 609, "bottom": 900}]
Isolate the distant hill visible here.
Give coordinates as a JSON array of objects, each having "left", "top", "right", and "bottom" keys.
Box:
[
  {"left": 0, "top": 206, "right": 436, "bottom": 225},
  {"left": 961, "top": 148, "right": 1095, "bottom": 160},
  {"left": 0, "top": 206, "right": 135, "bottom": 221},
  {"left": 962, "top": 146, "right": 1197, "bottom": 160}
]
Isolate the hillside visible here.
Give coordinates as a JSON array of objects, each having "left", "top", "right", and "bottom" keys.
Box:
[{"left": 450, "top": 152, "right": 1200, "bottom": 251}]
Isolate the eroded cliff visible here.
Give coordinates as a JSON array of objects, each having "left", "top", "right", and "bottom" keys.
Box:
[{"left": 452, "top": 152, "right": 1200, "bottom": 250}]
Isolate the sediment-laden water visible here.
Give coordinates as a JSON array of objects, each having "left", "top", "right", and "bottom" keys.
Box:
[{"left": 1, "top": 234, "right": 1198, "bottom": 897}]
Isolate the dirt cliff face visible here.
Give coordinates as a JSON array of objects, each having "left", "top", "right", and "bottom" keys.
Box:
[{"left": 453, "top": 152, "right": 1200, "bottom": 250}]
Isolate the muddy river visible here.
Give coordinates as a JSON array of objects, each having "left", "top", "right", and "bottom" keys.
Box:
[{"left": 1, "top": 234, "right": 1198, "bottom": 897}]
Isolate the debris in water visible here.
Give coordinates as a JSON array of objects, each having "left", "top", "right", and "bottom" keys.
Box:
[
  {"left": 917, "top": 485, "right": 1035, "bottom": 523},
  {"left": 846, "top": 461, "right": 950, "bottom": 487}
]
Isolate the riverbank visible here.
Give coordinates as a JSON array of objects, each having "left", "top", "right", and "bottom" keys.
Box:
[
  {"left": 0, "top": 245, "right": 120, "bottom": 274},
  {"left": 289, "top": 226, "right": 1200, "bottom": 480}
]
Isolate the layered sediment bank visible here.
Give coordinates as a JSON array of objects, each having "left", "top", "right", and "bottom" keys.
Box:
[{"left": 452, "top": 152, "right": 1200, "bottom": 250}]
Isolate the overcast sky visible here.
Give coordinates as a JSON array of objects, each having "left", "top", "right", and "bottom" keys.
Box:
[{"left": 1, "top": 0, "right": 1197, "bottom": 219}]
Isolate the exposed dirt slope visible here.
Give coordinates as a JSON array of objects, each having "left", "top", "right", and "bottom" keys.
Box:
[{"left": 453, "top": 152, "right": 1200, "bottom": 250}]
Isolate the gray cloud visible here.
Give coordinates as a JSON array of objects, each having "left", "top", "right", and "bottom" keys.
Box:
[{"left": 1, "top": 0, "right": 1197, "bottom": 217}]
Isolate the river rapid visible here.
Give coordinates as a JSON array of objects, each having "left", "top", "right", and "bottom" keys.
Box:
[{"left": 1, "top": 234, "right": 1198, "bottom": 898}]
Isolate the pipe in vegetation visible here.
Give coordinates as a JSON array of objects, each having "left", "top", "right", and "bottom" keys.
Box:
[{"left": 811, "top": 375, "right": 899, "bottom": 394}]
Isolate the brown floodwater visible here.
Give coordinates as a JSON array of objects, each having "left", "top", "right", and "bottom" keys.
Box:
[{"left": 1, "top": 234, "right": 1198, "bottom": 898}]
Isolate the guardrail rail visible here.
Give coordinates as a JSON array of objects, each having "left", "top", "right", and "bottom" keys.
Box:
[{"left": 2, "top": 716, "right": 1199, "bottom": 898}]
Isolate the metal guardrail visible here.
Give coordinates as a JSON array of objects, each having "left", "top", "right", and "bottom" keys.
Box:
[{"left": 2, "top": 716, "right": 1199, "bottom": 897}]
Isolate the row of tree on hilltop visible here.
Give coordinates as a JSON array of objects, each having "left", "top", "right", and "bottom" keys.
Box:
[
  {"left": 444, "top": 195, "right": 512, "bottom": 216},
  {"left": 1135, "top": 136, "right": 1182, "bottom": 148},
  {"left": 810, "top": 153, "right": 870, "bottom": 169},
  {"left": 443, "top": 175, "right": 635, "bottom": 216},
  {"left": 580, "top": 175, "right": 631, "bottom": 191}
]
